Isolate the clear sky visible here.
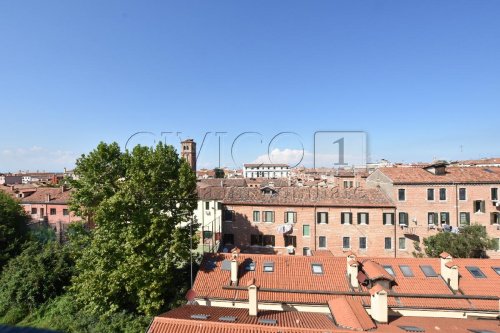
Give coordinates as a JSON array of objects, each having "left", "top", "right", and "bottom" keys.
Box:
[{"left": 0, "top": 1, "right": 499, "bottom": 172}]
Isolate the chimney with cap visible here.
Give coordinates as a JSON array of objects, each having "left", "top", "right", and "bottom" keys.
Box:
[
  {"left": 247, "top": 278, "right": 259, "bottom": 316},
  {"left": 346, "top": 252, "right": 359, "bottom": 288},
  {"left": 440, "top": 252, "right": 459, "bottom": 291},
  {"left": 230, "top": 249, "right": 239, "bottom": 284},
  {"left": 369, "top": 284, "right": 388, "bottom": 323},
  {"left": 46, "top": 194, "right": 51, "bottom": 202}
]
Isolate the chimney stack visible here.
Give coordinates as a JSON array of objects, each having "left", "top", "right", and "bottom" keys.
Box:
[
  {"left": 440, "top": 252, "right": 459, "bottom": 291},
  {"left": 46, "top": 194, "right": 51, "bottom": 202},
  {"left": 369, "top": 284, "right": 388, "bottom": 323},
  {"left": 346, "top": 252, "right": 359, "bottom": 288},
  {"left": 230, "top": 250, "right": 239, "bottom": 284},
  {"left": 247, "top": 278, "right": 259, "bottom": 316}
]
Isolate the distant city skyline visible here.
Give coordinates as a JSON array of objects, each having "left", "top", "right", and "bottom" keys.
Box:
[{"left": 1, "top": 1, "right": 499, "bottom": 171}]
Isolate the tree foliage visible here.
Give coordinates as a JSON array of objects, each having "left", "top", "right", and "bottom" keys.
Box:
[
  {"left": 0, "top": 191, "right": 29, "bottom": 270},
  {"left": 423, "top": 224, "right": 496, "bottom": 258},
  {"left": 70, "top": 142, "right": 198, "bottom": 317},
  {"left": 0, "top": 241, "right": 74, "bottom": 324}
]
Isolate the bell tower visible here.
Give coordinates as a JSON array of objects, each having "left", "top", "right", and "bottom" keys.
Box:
[{"left": 181, "top": 139, "right": 196, "bottom": 172}]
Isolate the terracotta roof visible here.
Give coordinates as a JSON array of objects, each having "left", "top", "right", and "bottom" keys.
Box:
[
  {"left": 361, "top": 260, "right": 395, "bottom": 282},
  {"left": 222, "top": 187, "right": 395, "bottom": 207},
  {"left": 376, "top": 166, "right": 500, "bottom": 184},
  {"left": 439, "top": 252, "right": 451, "bottom": 259},
  {"left": 328, "top": 298, "right": 376, "bottom": 331},
  {"left": 0, "top": 185, "right": 72, "bottom": 204},
  {"left": 198, "top": 179, "right": 248, "bottom": 188},
  {"left": 193, "top": 253, "right": 500, "bottom": 312}
]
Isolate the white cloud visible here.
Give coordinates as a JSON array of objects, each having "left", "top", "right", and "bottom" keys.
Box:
[{"left": 0, "top": 146, "right": 79, "bottom": 172}]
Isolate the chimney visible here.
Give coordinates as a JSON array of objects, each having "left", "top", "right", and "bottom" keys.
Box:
[
  {"left": 46, "top": 194, "right": 51, "bottom": 202},
  {"left": 247, "top": 278, "right": 259, "bottom": 316},
  {"left": 230, "top": 250, "right": 239, "bottom": 284},
  {"left": 369, "top": 284, "right": 388, "bottom": 323},
  {"left": 346, "top": 252, "right": 359, "bottom": 288},
  {"left": 440, "top": 252, "right": 459, "bottom": 291}
]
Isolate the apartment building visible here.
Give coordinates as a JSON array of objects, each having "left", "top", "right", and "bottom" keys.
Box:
[
  {"left": 243, "top": 164, "right": 290, "bottom": 179},
  {"left": 220, "top": 186, "right": 398, "bottom": 257},
  {"left": 367, "top": 163, "right": 500, "bottom": 258}
]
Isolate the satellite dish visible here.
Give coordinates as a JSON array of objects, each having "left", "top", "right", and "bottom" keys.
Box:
[{"left": 186, "top": 289, "right": 197, "bottom": 302}]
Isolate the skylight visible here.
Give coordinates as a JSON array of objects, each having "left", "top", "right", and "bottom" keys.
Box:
[
  {"left": 492, "top": 267, "right": 500, "bottom": 275},
  {"left": 245, "top": 261, "right": 255, "bottom": 271},
  {"left": 311, "top": 263, "right": 323, "bottom": 274},
  {"left": 191, "top": 314, "right": 210, "bottom": 320},
  {"left": 398, "top": 325, "right": 425, "bottom": 332},
  {"left": 383, "top": 265, "right": 396, "bottom": 276},
  {"left": 219, "top": 316, "right": 237, "bottom": 322},
  {"left": 399, "top": 265, "right": 414, "bottom": 277},
  {"left": 420, "top": 265, "right": 438, "bottom": 277},
  {"left": 204, "top": 259, "right": 216, "bottom": 270},
  {"left": 258, "top": 318, "right": 278, "bottom": 325},
  {"left": 466, "top": 266, "right": 486, "bottom": 278},
  {"left": 263, "top": 262, "right": 274, "bottom": 272},
  {"left": 468, "top": 329, "right": 496, "bottom": 333}
]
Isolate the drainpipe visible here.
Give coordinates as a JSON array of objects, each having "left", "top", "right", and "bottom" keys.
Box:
[
  {"left": 314, "top": 204, "right": 317, "bottom": 252},
  {"left": 455, "top": 183, "right": 459, "bottom": 226},
  {"left": 394, "top": 207, "right": 397, "bottom": 258}
]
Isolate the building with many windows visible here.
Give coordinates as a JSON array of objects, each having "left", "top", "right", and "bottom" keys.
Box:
[{"left": 243, "top": 164, "right": 290, "bottom": 179}]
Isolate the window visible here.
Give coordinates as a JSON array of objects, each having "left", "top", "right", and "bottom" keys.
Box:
[
  {"left": 63, "top": 209, "right": 69, "bottom": 216},
  {"left": 318, "top": 236, "right": 327, "bottom": 248},
  {"left": 467, "top": 329, "right": 497, "bottom": 333},
  {"left": 253, "top": 211, "right": 260, "bottom": 222},
  {"left": 466, "top": 266, "right": 486, "bottom": 278},
  {"left": 459, "top": 188, "right": 467, "bottom": 201},
  {"left": 31, "top": 208, "right": 37, "bottom": 214},
  {"left": 342, "top": 237, "right": 350, "bottom": 249},
  {"left": 383, "top": 213, "right": 394, "bottom": 225},
  {"left": 245, "top": 261, "right": 255, "bottom": 271},
  {"left": 341, "top": 212, "right": 352, "bottom": 225},
  {"left": 399, "top": 212, "right": 409, "bottom": 226},
  {"left": 284, "top": 235, "right": 296, "bottom": 247},
  {"left": 217, "top": 202, "right": 222, "bottom": 210},
  {"left": 344, "top": 180, "right": 353, "bottom": 188},
  {"left": 223, "top": 233, "right": 234, "bottom": 245},
  {"left": 492, "top": 188, "right": 499, "bottom": 201},
  {"left": 384, "top": 237, "right": 392, "bottom": 250},
  {"left": 460, "top": 212, "right": 471, "bottom": 226},
  {"left": 398, "top": 189, "right": 406, "bottom": 201},
  {"left": 439, "top": 188, "right": 447, "bottom": 200},
  {"left": 428, "top": 212, "right": 438, "bottom": 225},
  {"left": 303, "top": 224, "right": 310, "bottom": 237},
  {"left": 224, "top": 210, "right": 234, "bottom": 222},
  {"left": 474, "top": 200, "right": 485, "bottom": 213},
  {"left": 203, "top": 231, "right": 213, "bottom": 239},
  {"left": 285, "top": 211, "right": 296, "bottom": 224},
  {"left": 205, "top": 201, "right": 210, "bottom": 210},
  {"left": 420, "top": 265, "right": 438, "bottom": 277},
  {"left": 50, "top": 208, "right": 56, "bottom": 215},
  {"left": 440, "top": 212, "right": 450, "bottom": 225},
  {"left": 399, "top": 237, "right": 406, "bottom": 250},
  {"left": 492, "top": 266, "right": 500, "bottom": 275},
  {"left": 383, "top": 265, "right": 395, "bottom": 276},
  {"left": 399, "top": 265, "right": 414, "bottom": 277},
  {"left": 263, "top": 262, "right": 274, "bottom": 272},
  {"left": 491, "top": 213, "right": 500, "bottom": 225},
  {"left": 317, "top": 212, "right": 328, "bottom": 224},
  {"left": 251, "top": 234, "right": 263, "bottom": 246},
  {"left": 263, "top": 211, "right": 274, "bottom": 223},
  {"left": 427, "top": 188, "right": 434, "bottom": 201},
  {"left": 359, "top": 237, "right": 367, "bottom": 250},
  {"left": 263, "top": 235, "right": 275, "bottom": 246},
  {"left": 311, "top": 263, "right": 323, "bottom": 274},
  {"left": 357, "top": 213, "right": 369, "bottom": 225}
]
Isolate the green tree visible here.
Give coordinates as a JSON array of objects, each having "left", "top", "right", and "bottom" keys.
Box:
[
  {"left": 214, "top": 168, "right": 224, "bottom": 178},
  {"left": 0, "top": 191, "right": 29, "bottom": 269},
  {"left": 0, "top": 241, "right": 74, "bottom": 324},
  {"left": 70, "top": 142, "right": 198, "bottom": 317},
  {"left": 423, "top": 224, "right": 496, "bottom": 258}
]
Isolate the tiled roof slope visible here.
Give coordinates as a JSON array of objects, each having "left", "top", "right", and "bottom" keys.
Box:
[
  {"left": 377, "top": 166, "right": 500, "bottom": 184},
  {"left": 193, "top": 253, "right": 500, "bottom": 311},
  {"left": 0, "top": 185, "right": 72, "bottom": 204},
  {"left": 222, "top": 187, "right": 394, "bottom": 207},
  {"left": 148, "top": 305, "right": 500, "bottom": 333},
  {"left": 328, "top": 298, "right": 376, "bottom": 331}
]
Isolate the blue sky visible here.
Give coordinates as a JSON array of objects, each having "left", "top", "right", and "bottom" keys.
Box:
[{"left": 0, "top": 1, "right": 499, "bottom": 171}]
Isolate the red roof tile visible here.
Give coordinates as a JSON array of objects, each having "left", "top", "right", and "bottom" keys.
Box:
[
  {"left": 328, "top": 298, "right": 376, "bottom": 331},
  {"left": 377, "top": 166, "right": 500, "bottom": 184}
]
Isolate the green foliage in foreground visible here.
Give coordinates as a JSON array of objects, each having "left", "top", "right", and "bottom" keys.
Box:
[
  {"left": 0, "top": 191, "right": 29, "bottom": 270},
  {"left": 423, "top": 224, "right": 496, "bottom": 258}
]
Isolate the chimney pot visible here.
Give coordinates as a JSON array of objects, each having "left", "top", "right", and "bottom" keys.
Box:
[
  {"left": 440, "top": 253, "right": 459, "bottom": 291},
  {"left": 248, "top": 280, "right": 258, "bottom": 316},
  {"left": 369, "top": 285, "right": 388, "bottom": 323},
  {"left": 230, "top": 257, "right": 238, "bottom": 284}
]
